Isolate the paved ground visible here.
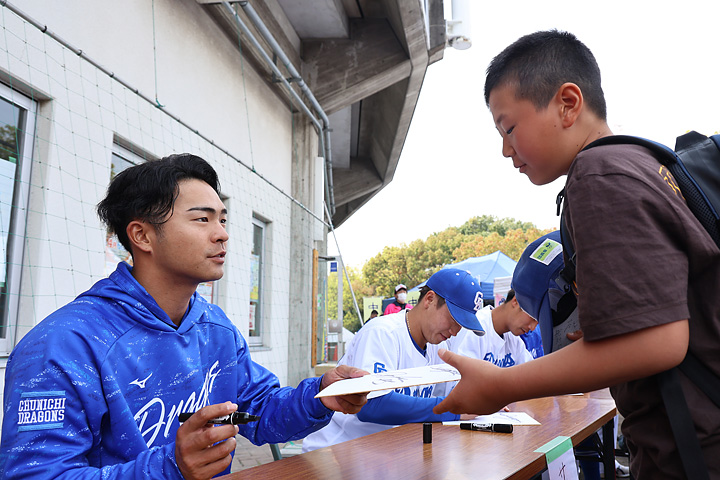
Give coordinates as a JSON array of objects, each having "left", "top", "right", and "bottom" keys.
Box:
[{"left": 230, "top": 436, "right": 302, "bottom": 472}]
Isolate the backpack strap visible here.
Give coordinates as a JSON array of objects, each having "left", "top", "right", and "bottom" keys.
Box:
[
  {"left": 556, "top": 188, "right": 576, "bottom": 290},
  {"left": 590, "top": 134, "right": 720, "bottom": 248},
  {"left": 677, "top": 351, "right": 720, "bottom": 408},
  {"left": 658, "top": 368, "right": 711, "bottom": 480}
]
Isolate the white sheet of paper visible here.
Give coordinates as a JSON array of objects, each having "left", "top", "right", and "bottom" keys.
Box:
[
  {"left": 547, "top": 445, "right": 580, "bottom": 480},
  {"left": 443, "top": 411, "right": 540, "bottom": 426},
  {"left": 315, "top": 364, "right": 460, "bottom": 398}
]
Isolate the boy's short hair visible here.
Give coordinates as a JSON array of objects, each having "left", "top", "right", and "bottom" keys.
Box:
[
  {"left": 97, "top": 153, "right": 220, "bottom": 254},
  {"left": 484, "top": 29, "right": 607, "bottom": 121}
]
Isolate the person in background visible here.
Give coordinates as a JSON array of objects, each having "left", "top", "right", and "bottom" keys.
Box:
[
  {"left": 367, "top": 309, "right": 379, "bottom": 321},
  {"left": 0, "top": 154, "right": 368, "bottom": 480},
  {"left": 383, "top": 284, "right": 413, "bottom": 315},
  {"left": 302, "top": 268, "right": 484, "bottom": 452}
]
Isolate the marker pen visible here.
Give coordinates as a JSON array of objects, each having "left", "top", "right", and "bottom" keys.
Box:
[
  {"left": 460, "top": 422, "right": 513, "bottom": 433},
  {"left": 178, "top": 411, "right": 260, "bottom": 425}
]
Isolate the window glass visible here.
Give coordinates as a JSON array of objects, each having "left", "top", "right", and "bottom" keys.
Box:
[
  {"left": 0, "top": 86, "right": 36, "bottom": 353},
  {"left": 249, "top": 218, "right": 265, "bottom": 343}
]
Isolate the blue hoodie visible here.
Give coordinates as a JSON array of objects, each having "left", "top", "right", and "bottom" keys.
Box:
[{"left": 0, "top": 262, "right": 332, "bottom": 479}]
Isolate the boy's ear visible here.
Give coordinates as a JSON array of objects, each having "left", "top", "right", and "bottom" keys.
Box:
[
  {"left": 126, "top": 220, "right": 154, "bottom": 255},
  {"left": 556, "top": 82, "right": 583, "bottom": 128}
]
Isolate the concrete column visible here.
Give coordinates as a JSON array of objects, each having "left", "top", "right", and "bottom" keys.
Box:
[{"left": 287, "top": 113, "right": 322, "bottom": 386}]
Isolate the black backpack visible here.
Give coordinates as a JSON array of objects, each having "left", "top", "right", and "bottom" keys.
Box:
[{"left": 557, "top": 131, "right": 720, "bottom": 480}]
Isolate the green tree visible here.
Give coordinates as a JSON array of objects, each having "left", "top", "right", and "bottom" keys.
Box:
[
  {"left": 453, "top": 227, "right": 554, "bottom": 261},
  {"left": 362, "top": 245, "right": 413, "bottom": 298},
  {"left": 459, "top": 215, "right": 536, "bottom": 237},
  {"left": 357, "top": 217, "right": 555, "bottom": 322}
]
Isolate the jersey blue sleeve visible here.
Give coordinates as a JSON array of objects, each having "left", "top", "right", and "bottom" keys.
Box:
[
  {"left": 232, "top": 331, "right": 333, "bottom": 446},
  {"left": 356, "top": 392, "right": 459, "bottom": 425}
]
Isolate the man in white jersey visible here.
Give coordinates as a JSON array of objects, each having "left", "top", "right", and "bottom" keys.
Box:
[
  {"left": 447, "top": 289, "right": 536, "bottom": 368},
  {"left": 302, "top": 268, "right": 484, "bottom": 452}
]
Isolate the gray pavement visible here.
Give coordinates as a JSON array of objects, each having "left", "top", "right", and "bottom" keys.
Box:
[{"left": 231, "top": 436, "right": 303, "bottom": 472}]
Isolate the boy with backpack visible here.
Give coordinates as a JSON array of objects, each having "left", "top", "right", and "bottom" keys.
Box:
[{"left": 433, "top": 30, "right": 720, "bottom": 478}]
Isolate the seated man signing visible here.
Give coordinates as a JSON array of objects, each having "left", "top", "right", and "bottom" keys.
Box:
[
  {"left": 302, "top": 268, "right": 484, "bottom": 452},
  {"left": 0, "top": 154, "right": 368, "bottom": 480},
  {"left": 446, "top": 289, "right": 537, "bottom": 368}
]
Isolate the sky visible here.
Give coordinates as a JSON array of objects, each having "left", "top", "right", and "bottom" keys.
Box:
[{"left": 329, "top": 0, "right": 720, "bottom": 269}]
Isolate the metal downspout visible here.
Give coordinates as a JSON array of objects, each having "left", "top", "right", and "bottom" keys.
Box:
[{"left": 230, "top": 1, "right": 336, "bottom": 218}]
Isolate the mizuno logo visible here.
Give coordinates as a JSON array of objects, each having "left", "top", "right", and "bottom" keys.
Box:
[{"left": 130, "top": 373, "right": 153, "bottom": 389}]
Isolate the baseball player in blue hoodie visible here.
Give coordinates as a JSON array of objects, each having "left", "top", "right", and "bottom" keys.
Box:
[{"left": 0, "top": 154, "right": 368, "bottom": 479}]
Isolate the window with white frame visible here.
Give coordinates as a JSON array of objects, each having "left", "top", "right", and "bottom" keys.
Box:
[
  {"left": 0, "top": 84, "right": 36, "bottom": 354},
  {"left": 248, "top": 216, "right": 266, "bottom": 345}
]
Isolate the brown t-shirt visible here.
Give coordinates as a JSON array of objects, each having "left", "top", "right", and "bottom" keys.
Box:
[{"left": 565, "top": 143, "right": 720, "bottom": 479}]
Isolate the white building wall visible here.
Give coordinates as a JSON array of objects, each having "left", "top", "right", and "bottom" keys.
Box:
[{"left": 0, "top": 0, "right": 319, "bottom": 420}]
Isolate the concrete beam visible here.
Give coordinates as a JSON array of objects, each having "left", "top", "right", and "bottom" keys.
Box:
[
  {"left": 302, "top": 19, "right": 411, "bottom": 115},
  {"left": 277, "top": 0, "right": 349, "bottom": 38},
  {"left": 331, "top": 0, "right": 432, "bottom": 226},
  {"left": 328, "top": 107, "right": 352, "bottom": 169},
  {"left": 332, "top": 157, "right": 383, "bottom": 207}
]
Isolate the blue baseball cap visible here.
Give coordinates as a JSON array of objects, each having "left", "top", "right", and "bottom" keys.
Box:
[
  {"left": 512, "top": 231, "right": 577, "bottom": 352},
  {"left": 426, "top": 268, "right": 485, "bottom": 335}
]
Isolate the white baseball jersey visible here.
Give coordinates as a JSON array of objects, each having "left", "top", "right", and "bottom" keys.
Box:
[
  {"left": 301, "top": 310, "right": 444, "bottom": 452},
  {"left": 446, "top": 305, "right": 534, "bottom": 367}
]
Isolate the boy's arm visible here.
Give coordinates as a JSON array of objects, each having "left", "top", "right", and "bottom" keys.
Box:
[{"left": 434, "top": 319, "right": 688, "bottom": 415}]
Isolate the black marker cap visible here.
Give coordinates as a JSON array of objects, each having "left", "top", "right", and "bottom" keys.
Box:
[
  {"left": 423, "top": 422, "right": 432, "bottom": 443},
  {"left": 493, "top": 423, "right": 513, "bottom": 433}
]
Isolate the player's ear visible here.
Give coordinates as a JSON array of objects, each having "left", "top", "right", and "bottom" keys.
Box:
[
  {"left": 126, "top": 220, "right": 154, "bottom": 255},
  {"left": 556, "top": 82, "right": 583, "bottom": 128},
  {"left": 423, "top": 290, "right": 436, "bottom": 308}
]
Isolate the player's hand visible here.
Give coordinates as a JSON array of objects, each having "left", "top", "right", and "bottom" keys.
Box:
[
  {"left": 319, "top": 365, "right": 370, "bottom": 414},
  {"left": 433, "top": 349, "right": 507, "bottom": 415},
  {"left": 175, "top": 402, "right": 239, "bottom": 480}
]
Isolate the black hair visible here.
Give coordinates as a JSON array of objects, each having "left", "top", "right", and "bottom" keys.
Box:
[
  {"left": 484, "top": 30, "right": 607, "bottom": 120},
  {"left": 418, "top": 285, "right": 446, "bottom": 309},
  {"left": 97, "top": 153, "right": 220, "bottom": 255},
  {"left": 505, "top": 289, "right": 516, "bottom": 302}
]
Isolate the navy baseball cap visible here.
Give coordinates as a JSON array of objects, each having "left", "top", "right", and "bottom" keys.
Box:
[
  {"left": 512, "top": 231, "right": 577, "bottom": 352},
  {"left": 426, "top": 268, "right": 485, "bottom": 335}
]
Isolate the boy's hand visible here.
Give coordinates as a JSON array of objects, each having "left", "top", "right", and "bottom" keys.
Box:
[
  {"left": 433, "top": 349, "right": 507, "bottom": 415},
  {"left": 175, "top": 402, "right": 239, "bottom": 480},
  {"left": 319, "top": 365, "right": 370, "bottom": 414}
]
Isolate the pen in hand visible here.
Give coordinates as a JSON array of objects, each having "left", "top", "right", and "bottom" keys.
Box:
[
  {"left": 460, "top": 422, "right": 513, "bottom": 433},
  {"left": 178, "top": 411, "right": 261, "bottom": 425}
]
